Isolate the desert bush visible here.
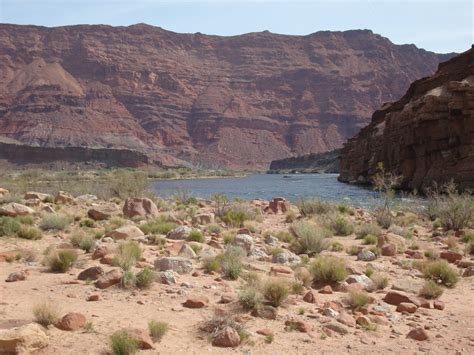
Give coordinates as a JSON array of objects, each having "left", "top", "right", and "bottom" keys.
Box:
[
  {"left": 136, "top": 267, "right": 155, "bottom": 289},
  {"left": 370, "top": 273, "right": 389, "bottom": 290},
  {"left": 139, "top": 220, "right": 176, "bottom": 235},
  {"left": 296, "top": 198, "right": 334, "bottom": 216},
  {"left": 371, "top": 163, "right": 402, "bottom": 229},
  {"left": 187, "top": 229, "right": 204, "bottom": 243},
  {"left": 294, "top": 267, "right": 312, "bottom": 287},
  {"left": 222, "top": 231, "right": 236, "bottom": 245},
  {"left": 148, "top": 320, "right": 169, "bottom": 341},
  {"left": 329, "top": 215, "right": 355, "bottom": 236},
  {"left": 346, "top": 290, "right": 370, "bottom": 309},
  {"left": 330, "top": 241, "right": 344, "bottom": 252},
  {"left": 419, "top": 280, "right": 444, "bottom": 299},
  {"left": 40, "top": 213, "right": 72, "bottom": 231},
  {"left": 80, "top": 218, "right": 95, "bottom": 228},
  {"left": 263, "top": 278, "right": 289, "bottom": 307},
  {"left": 113, "top": 241, "right": 142, "bottom": 271},
  {"left": 337, "top": 202, "right": 353, "bottom": 214},
  {"left": 110, "top": 330, "right": 140, "bottom": 355},
  {"left": 239, "top": 284, "right": 263, "bottom": 310},
  {"left": 466, "top": 241, "right": 474, "bottom": 255},
  {"left": 375, "top": 211, "right": 392, "bottom": 228},
  {"left": 309, "top": 255, "right": 347, "bottom": 284},
  {"left": 109, "top": 170, "right": 148, "bottom": 200},
  {"left": 0, "top": 216, "right": 21, "bottom": 236},
  {"left": 347, "top": 245, "right": 360, "bottom": 256},
  {"left": 79, "top": 236, "right": 95, "bottom": 253},
  {"left": 276, "top": 230, "right": 294, "bottom": 243},
  {"left": 363, "top": 234, "right": 377, "bottom": 245},
  {"left": 218, "top": 246, "right": 245, "bottom": 280},
  {"left": 222, "top": 202, "right": 261, "bottom": 227},
  {"left": 120, "top": 271, "right": 136, "bottom": 289},
  {"left": 203, "top": 257, "right": 221, "bottom": 273},
  {"left": 211, "top": 193, "right": 230, "bottom": 218},
  {"left": 461, "top": 232, "right": 474, "bottom": 243},
  {"left": 17, "top": 225, "right": 42, "bottom": 240},
  {"left": 290, "top": 220, "right": 330, "bottom": 255},
  {"left": 424, "top": 249, "right": 439, "bottom": 260},
  {"left": 0, "top": 195, "right": 22, "bottom": 205},
  {"left": 426, "top": 181, "right": 474, "bottom": 230},
  {"left": 355, "top": 223, "right": 381, "bottom": 239},
  {"left": 44, "top": 248, "right": 78, "bottom": 272},
  {"left": 445, "top": 235, "right": 458, "bottom": 250},
  {"left": 33, "top": 302, "right": 59, "bottom": 326},
  {"left": 285, "top": 210, "right": 297, "bottom": 223},
  {"left": 206, "top": 224, "right": 221, "bottom": 234},
  {"left": 17, "top": 215, "right": 34, "bottom": 225},
  {"left": 422, "top": 260, "right": 459, "bottom": 288},
  {"left": 201, "top": 311, "right": 245, "bottom": 343}
]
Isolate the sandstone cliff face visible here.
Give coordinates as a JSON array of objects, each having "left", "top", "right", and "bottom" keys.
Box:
[
  {"left": 339, "top": 47, "right": 474, "bottom": 190},
  {"left": 0, "top": 24, "right": 453, "bottom": 168}
]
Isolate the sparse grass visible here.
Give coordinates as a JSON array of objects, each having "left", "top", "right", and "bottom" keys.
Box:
[
  {"left": 148, "top": 320, "right": 169, "bottom": 341},
  {"left": 330, "top": 241, "right": 344, "bottom": 252},
  {"left": 290, "top": 280, "right": 304, "bottom": 294},
  {"left": 187, "top": 229, "right": 204, "bottom": 243},
  {"left": 136, "top": 267, "right": 155, "bottom": 289},
  {"left": 139, "top": 220, "right": 176, "bottom": 235},
  {"left": 206, "top": 224, "right": 221, "bottom": 234},
  {"left": 461, "top": 232, "right": 474, "bottom": 243},
  {"left": 363, "top": 234, "right": 377, "bottom": 245},
  {"left": 222, "top": 202, "right": 261, "bottom": 227},
  {"left": 33, "top": 302, "right": 59, "bottom": 326},
  {"left": 285, "top": 210, "right": 297, "bottom": 223},
  {"left": 424, "top": 249, "right": 439, "bottom": 260},
  {"left": 276, "top": 230, "right": 294, "bottom": 243},
  {"left": 79, "top": 236, "right": 96, "bottom": 253},
  {"left": 222, "top": 231, "right": 236, "bottom": 245},
  {"left": 329, "top": 215, "right": 354, "bottom": 236},
  {"left": 113, "top": 241, "right": 142, "bottom": 271},
  {"left": 17, "top": 225, "right": 42, "bottom": 240},
  {"left": 263, "top": 278, "right": 289, "bottom": 307},
  {"left": 290, "top": 220, "right": 330, "bottom": 256},
  {"left": 370, "top": 273, "right": 389, "bottom": 290},
  {"left": 203, "top": 257, "right": 221, "bottom": 273},
  {"left": 347, "top": 245, "right": 360, "bottom": 256},
  {"left": 375, "top": 211, "right": 392, "bottom": 229},
  {"left": 80, "top": 218, "right": 95, "bottom": 228},
  {"left": 296, "top": 198, "right": 334, "bottom": 216},
  {"left": 294, "top": 267, "right": 312, "bottom": 287},
  {"left": 120, "top": 271, "right": 136, "bottom": 289},
  {"left": 238, "top": 284, "right": 263, "bottom": 310},
  {"left": 422, "top": 260, "right": 459, "bottom": 288},
  {"left": 419, "top": 280, "right": 444, "bottom": 299},
  {"left": 445, "top": 235, "right": 458, "bottom": 250},
  {"left": 465, "top": 241, "right": 474, "bottom": 256},
  {"left": 43, "top": 248, "right": 78, "bottom": 272},
  {"left": 346, "top": 290, "right": 370, "bottom": 309},
  {"left": 309, "top": 255, "right": 347, "bottom": 284},
  {"left": 0, "top": 216, "right": 21, "bottom": 236},
  {"left": 110, "top": 330, "right": 140, "bottom": 355},
  {"left": 218, "top": 246, "right": 245, "bottom": 280},
  {"left": 40, "top": 213, "right": 72, "bottom": 231},
  {"left": 264, "top": 335, "right": 274, "bottom": 344},
  {"left": 355, "top": 223, "right": 381, "bottom": 239},
  {"left": 337, "top": 202, "right": 353, "bottom": 214}
]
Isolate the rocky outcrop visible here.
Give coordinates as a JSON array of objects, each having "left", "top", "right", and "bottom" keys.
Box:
[
  {"left": 268, "top": 149, "right": 340, "bottom": 173},
  {"left": 339, "top": 47, "right": 474, "bottom": 190},
  {"left": 0, "top": 24, "right": 454, "bottom": 168}
]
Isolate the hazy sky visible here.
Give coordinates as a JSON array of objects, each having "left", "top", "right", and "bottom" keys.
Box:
[{"left": 0, "top": 0, "right": 472, "bottom": 53}]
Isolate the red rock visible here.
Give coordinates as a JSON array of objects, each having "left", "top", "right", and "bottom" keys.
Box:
[
  {"left": 212, "top": 326, "right": 240, "bottom": 347},
  {"left": 440, "top": 251, "right": 463, "bottom": 263},
  {"left": 95, "top": 269, "right": 123, "bottom": 289},
  {"left": 92, "top": 245, "right": 110, "bottom": 260},
  {"left": 285, "top": 318, "right": 311, "bottom": 333},
  {"left": 433, "top": 300, "right": 445, "bottom": 310},
  {"left": 256, "top": 328, "right": 273, "bottom": 336},
  {"left": 355, "top": 316, "right": 371, "bottom": 327},
  {"left": 396, "top": 302, "right": 418, "bottom": 313},
  {"left": 183, "top": 296, "right": 209, "bottom": 308},
  {"left": 319, "top": 285, "right": 333, "bottom": 294},
  {"left": 368, "top": 315, "right": 390, "bottom": 326},
  {"left": 5, "top": 271, "right": 28, "bottom": 282},
  {"left": 407, "top": 327, "right": 429, "bottom": 341},
  {"left": 303, "top": 290, "right": 317, "bottom": 303},
  {"left": 419, "top": 299, "right": 431, "bottom": 309},
  {"left": 126, "top": 328, "right": 154, "bottom": 349},
  {"left": 336, "top": 313, "right": 356, "bottom": 327},
  {"left": 123, "top": 198, "right": 159, "bottom": 219},
  {"left": 55, "top": 313, "right": 86, "bottom": 331},
  {"left": 264, "top": 197, "right": 290, "bottom": 214},
  {"left": 383, "top": 290, "right": 421, "bottom": 307},
  {"left": 77, "top": 266, "right": 104, "bottom": 281},
  {"left": 381, "top": 243, "right": 397, "bottom": 256},
  {"left": 100, "top": 255, "right": 114, "bottom": 265},
  {"left": 270, "top": 265, "right": 293, "bottom": 275},
  {"left": 86, "top": 294, "right": 100, "bottom": 302}
]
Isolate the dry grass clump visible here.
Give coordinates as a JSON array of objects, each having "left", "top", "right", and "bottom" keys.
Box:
[
  {"left": 43, "top": 247, "right": 78, "bottom": 272},
  {"left": 263, "top": 278, "right": 290, "bottom": 307},
  {"left": 290, "top": 220, "right": 330, "bottom": 255},
  {"left": 204, "top": 246, "right": 245, "bottom": 280},
  {"left": 296, "top": 198, "right": 334, "bottom": 216},
  {"left": 328, "top": 214, "right": 355, "bottom": 236},
  {"left": 309, "top": 255, "right": 347, "bottom": 284},
  {"left": 17, "top": 225, "right": 42, "bottom": 240},
  {"left": 135, "top": 267, "right": 155, "bottom": 289},
  {"left": 420, "top": 260, "right": 459, "bottom": 288},
  {"left": 40, "top": 213, "right": 72, "bottom": 231},
  {"left": 370, "top": 273, "right": 389, "bottom": 290},
  {"left": 346, "top": 290, "right": 370, "bottom": 309},
  {"left": 113, "top": 241, "right": 142, "bottom": 271},
  {"left": 355, "top": 223, "right": 381, "bottom": 239},
  {"left": 33, "top": 302, "right": 59, "bottom": 326},
  {"left": 148, "top": 320, "right": 169, "bottom": 341},
  {"left": 419, "top": 280, "right": 444, "bottom": 299},
  {"left": 0, "top": 216, "right": 21, "bottom": 236},
  {"left": 110, "top": 329, "right": 140, "bottom": 355}
]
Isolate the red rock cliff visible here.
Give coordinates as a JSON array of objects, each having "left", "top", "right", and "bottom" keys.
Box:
[
  {"left": 0, "top": 24, "right": 453, "bottom": 168},
  {"left": 339, "top": 47, "right": 474, "bottom": 190}
]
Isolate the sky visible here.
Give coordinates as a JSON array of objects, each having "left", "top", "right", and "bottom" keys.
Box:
[{"left": 0, "top": 0, "right": 472, "bottom": 53}]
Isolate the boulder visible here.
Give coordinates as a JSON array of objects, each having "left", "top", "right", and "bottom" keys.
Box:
[
  {"left": 383, "top": 290, "right": 421, "bottom": 307},
  {"left": 407, "top": 327, "right": 429, "bottom": 341},
  {"left": 183, "top": 295, "right": 209, "bottom": 308},
  {"left": 77, "top": 266, "right": 104, "bottom": 281},
  {"left": 251, "top": 305, "right": 278, "bottom": 320},
  {"left": 303, "top": 290, "right": 317, "bottom": 303},
  {"left": 433, "top": 300, "right": 445, "bottom": 310},
  {"left": 95, "top": 269, "right": 123, "bottom": 289},
  {"left": 154, "top": 257, "right": 193, "bottom": 274},
  {"left": 5, "top": 271, "right": 28, "bottom": 282},
  {"left": 55, "top": 312, "right": 86, "bottom": 331},
  {"left": 357, "top": 249, "right": 376, "bottom": 261},
  {"left": 0, "top": 203, "right": 35, "bottom": 217},
  {"left": 323, "top": 321, "right": 349, "bottom": 335},
  {"left": 381, "top": 243, "right": 397, "bottom": 256},
  {"left": 167, "top": 226, "right": 192, "bottom": 240},
  {"left": 55, "top": 191, "right": 75, "bottom": 204},
  {"left": 0, "top": 323, "right": 49, "bottom": 354},
  {"left": 178, "top": 244, "right": 197, "bottom": 259},
  {"left": 192, "top": 213, "right": 214, "bottom": 225},
  {"left": 212, "top": 326, "right": 240, "bottom": 348},
  {"left": 123, "top": 198, "right": 159, "bottom": 219},
  {"left": 440, "top": 250, "right": 463, "bottom": 263},
  {"left": 230, "top": 234, "right": 253, "bottom": 253},
  {"left": 264, "top": 197, "right": 290, "bottom": 214},
  {"left": 24, "top": 192, "right": 53, "bottom": 202},
  {"left": 126, "top": 328, "right": 154, "bottom": 349},
  {"left": 346, "top": 274, "right": 375, "bottom": 291},
  {"left": 88, "top": 205, "right": 119, "bottom": 221},
  {"left": 396, "top": 302, "right": 418, "bottom": 313},
  {"left": 105, "top": 225, "right": 144, "bottom": 240}
]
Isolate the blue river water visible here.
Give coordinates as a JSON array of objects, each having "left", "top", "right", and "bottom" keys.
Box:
[{"left": 150, "top": 173, "right": 381, "bottom": 207}]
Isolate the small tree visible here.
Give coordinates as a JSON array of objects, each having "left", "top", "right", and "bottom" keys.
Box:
[
  {"left": 371, "top": 163, "right": 402, "bottom": 228},
  {"left": 212, "top": 193, "right": 230, "bottom": 218}
]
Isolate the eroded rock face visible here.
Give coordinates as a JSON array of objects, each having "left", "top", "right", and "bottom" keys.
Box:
[
  {"left": 0, "top": 24, "right": 451, "bottom": 168},
  {"left": 339, "top": 48, "right": 474, "bottom": 190},
  {"left": 0, "top": 323, "right": 49, "bottom": 354}
]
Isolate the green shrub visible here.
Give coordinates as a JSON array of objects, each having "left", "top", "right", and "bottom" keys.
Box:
[
  {"left": 113, "top": 241, "right": 142, "bottom": 271},
  {"left": 347, "top": 245, "right": 360, "bottom": 256},
  {"left": 238, "top": 285, "right": 263, "bottom": 310},
  {"left": 79, "top": 236, "right": 96, "bottom": 253},
  {"left": 120, "top": 271, "right": 136, "bottom": 289},
  {"left": 285, "top": 210, "right": 297, "bottom": 223},
  {"left": 44, "top": 248, "right": 78, "bottom": 272},
  {"left": 309, "top": 255, "right": 347, "bottom": 284},
  {"left": 17, "top": 215, "right": 34, "bottom": 225},
  {"left": 424, "top": 249, "right": 439, "bottom": 260},
  {"left": 222, "top": 231, "right": 236, "bottom": 245},
  {"left": 203, "top": 257, "right": 220, "bottom": 273},
  {"left": 419, "top": 280, "right": 444, "bottom": 299},
  {"left": 363, "top": 234, "right": 377, "bottom": 245},
  {"left": 110, "top": 330, "right": 140, "bottom": 355},
  {"left": 206, "top": 224, "right": 221, "bottom": 234},
  {"left": 187, "top": 229, "right": 204, "bottom": 243},
  {"left": 329, "top": 215, "right": 355, "bottom": 236},
  {"left": 17, "top": 226, "right": 42, "bottom": 240},
  {"left": 370, "top": 273, "right": 389, "bottom": 290},
  {"left": 219, "top": 247, "right": 244, "bottom": 280},
  {"left": 148, "top": 320, "right": 169, "bottom": 341},
  {"left": 330, "top": 241, "right": 344, "bottom": 252},
  {"left": 346, "top": 290, "right": 370, "bottom": 309},
  {"left": 276, "top": 230, "right": 294, "bottom": 243},
  {"left": 426, "top": 181, "right": 474, "bottom": 230},
  {"left": 222, "top": 202, "right": 260, "bottom": 227},
  {"left": 422, "top": 260, "right": 459, "bottom": 288},
  {"left": 139, "top": 220, "right": 176, "bottom": 235},
  {"left": 461, "top": 232, "right": 474, "bottom": 243},
  {"left": 263, "top": 278, "right": 289, "bottom": 307},
  {"left": 290, "top": 220, "right": 330, "bottom": 255},
  {"left": 355, "top": 223, "right": 381, "bottom": 239},
  {"left": 466, "top": 241, "right": 474, "bottom": 256},
  {"left": 80, "top": 218, "right": 95, "bottom": 228},
  {"left": 136, "top": 267, "right": 155, "bottom": 289},
  {"left": 40, "top": 213, "right": 72, "bottom": 231},
  {"left": 337, "top": 202, "right": 353, "bottom": 214},
  {"left": 0, "top": 216, "right": 21, "bottom": 236},
  {"left": 33, "top": 302, "right": 59, "bottom": 326},
  {"left": 375, "top": 210, "right": 392, "bottom": 229},
  {"left": 296, "top": 198, "right": 334, "bottom": 216}
]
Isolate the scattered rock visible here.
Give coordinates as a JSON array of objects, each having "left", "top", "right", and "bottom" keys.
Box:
[
  {"left": 383, "top": 290, "right": 421, "bottom": 307},
  {"left": 346, "top": 274, "right": 375, "bottom": 291},
  {"left": 324, "top": 321, "right": 349, "bottom": 335},
  {"left": 95, "top": 269, "right": 123, "bottom": 289},
  {"left": 256, "top": 328, "right": 273, "bottom": 336},
  {"left": 55, "top": 191, "right": 75, "bottom": 204},
  {"left": 220, "top": 293, "right": 237, "bottom": 304},
  {"left": 285, "top": 318, "right": 311, "bottom": 332},
  {"left": 87, "top": 294, "right": 100, "bottom": 302},
  {"left": 5, "top": 271, "right": 28, "bottom": 282},
  {"left": 319, "top": 285, "right": 333, "bottom": 294},
  {"left": 126, "top": 328, "right": 154, "bottom": 349},
  {"left": 105, "top": 225, "right": 144, "bottom": 240},
  {"left": 0, "top": 323, "right": 49, "bottom": 354},
  {"left": 270, "top": 265, "right": 293, "bottom": 275},
  {"left": 433, "top": 300, "right": 445, "bottom": 310},
  {"left": 178, "top": 244, "right": 197, "bottom": 259},
  {"left": 264, "top": 235, "right": 278, "bottom": 245},
  {"left": 167, "top": 226, "right": 192, "bottom": 240},
  {"left": 440, "top": 251, "right": 463, "bottom": 263},
  {"left": 154, "top": 257, "right": 193, "bottom": 274},
  {"left": 158, "top": 270, "right": 176, "bottom": 285},
  {"left": 381, "top": 243, "right": 397, "bottom": 256},
  {"left": 336, "top": 313, "right": 356, "bottom": 327},
  {"left": 0, "top": 203, "right": 35, "bottom": 217},
  {"left": 88, "top": 205, "right": 118, "bottom": 220},
  {"left": 183, "top": 295, "right": 209, "bottom": 308},
  {"left": 407, "top": 327, "right": 429, "bottom": 341},
  {"left": 264, "top": 197, "right": 290, "bottom": 214},
  {"left": 463, "top": 266, "right": 474, "bottom": 277},
  {"left": 303, "top": 290, "right": 317, "bottom": 303},
  {"left": 396, "top": 303, "right": 418, "bottom": 313},
  {"left": 123, "top": 198, "right": 159, "bottom": 219},
  {"left": 251, "top": 306, "right": 278, "bottom": 320},
  {"left": 24, "top": 191, "right": 53, "bottom": 202},
  {"left": 231, "top": 234, "right": 253, "bottom": 253},
  {"left": 55, "top": 313, "right": 86, "bottom": 331},
  {"left": 212, "top": 326, "right": 240, "bottom": 348},
  {"left": 78, "top": 266, "right": 104, "bottom": 281},
  {"left": 192, "top": 213, "right": 214, "bottom": 225},
  {"left": 355, "top": 316, "right": 371, "bottom": 327},
  {"left": 357, "top": 249, "right": 376, "bottom": 261}
]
